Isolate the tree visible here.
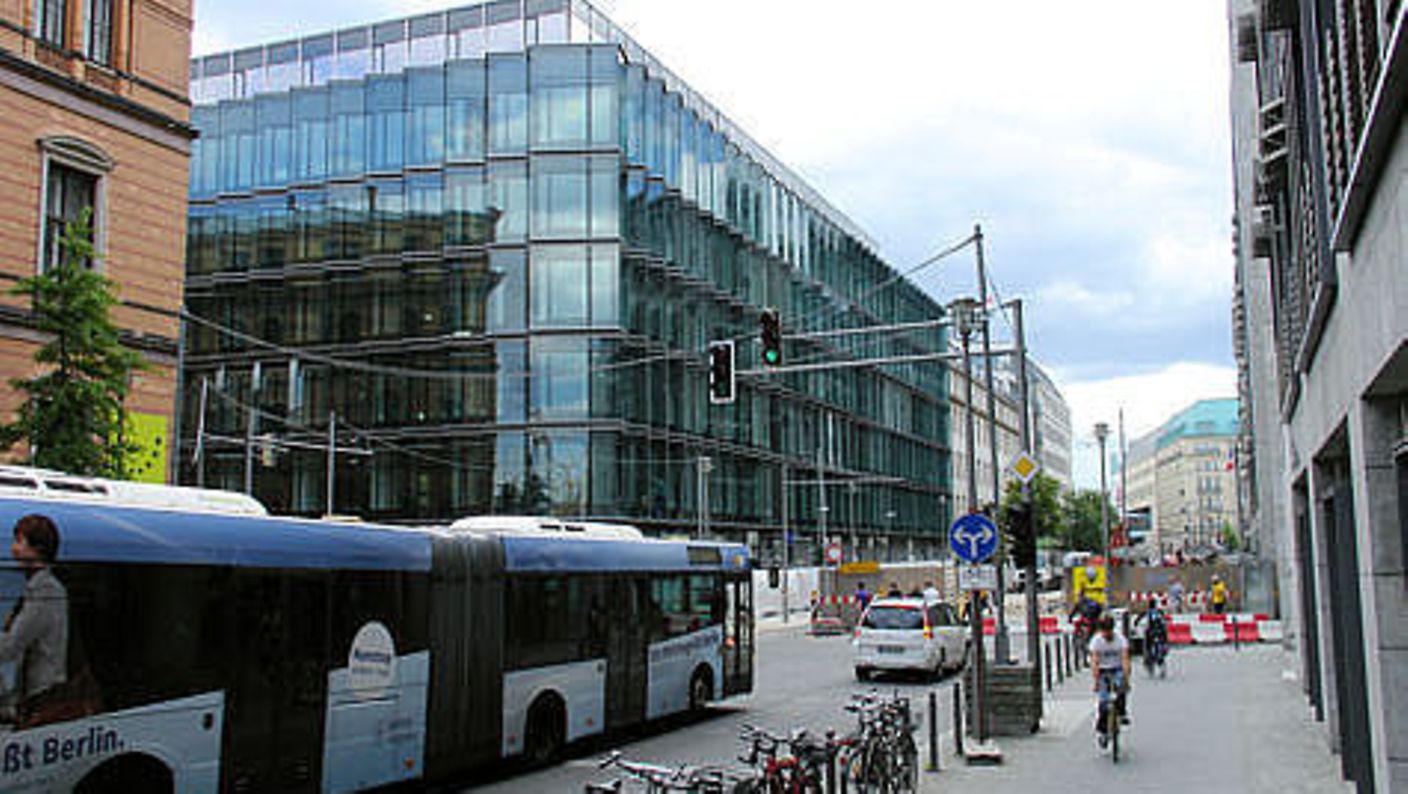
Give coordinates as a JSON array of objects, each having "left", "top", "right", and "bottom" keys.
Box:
[
  {"left": 1221, "top": 521, "right": 1242, "bottom": 552},
  {"left": 1061, "top": 488, "right": 1113, "bottom": 553},
  {"left": 998, "top": 472, "right": 1066, "bottom": 548},
  {"left": 0, "top": 210, "right": 144, "bottom": 477}
]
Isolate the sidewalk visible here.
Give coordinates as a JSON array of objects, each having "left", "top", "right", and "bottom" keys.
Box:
[{"left": 923, "top": 643, "right": 1352, "bottom": 793}]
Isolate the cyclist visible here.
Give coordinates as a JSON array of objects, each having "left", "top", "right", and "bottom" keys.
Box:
[
  {"left": 1089, "top": 615, "right": 1130, "bottom": 747},
  {"left": 1070, "top": 592, "right": 1103, "bottom": 642},
  {"left": 1138, "top": 598, "right": 1169, "bottom": 674}
]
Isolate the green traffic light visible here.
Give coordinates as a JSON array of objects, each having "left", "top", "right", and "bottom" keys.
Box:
[{"left": 764, "top": 349, "right": 779, "bottom": 365}]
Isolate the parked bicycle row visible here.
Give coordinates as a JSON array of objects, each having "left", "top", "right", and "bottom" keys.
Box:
[{"left": 582, "top": 690, "right": 921, "bottom": 794}]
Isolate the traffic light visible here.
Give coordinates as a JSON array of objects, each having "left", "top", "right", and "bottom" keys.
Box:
[
  {"left": 707, "top": 340, "right": 735, "bottom": 404},
  {"left": 1008, "top": 501, "right": 1036, "bottom": 569},
  {"left": 760, "top": 308, "right": 782, "bottom": 366}
]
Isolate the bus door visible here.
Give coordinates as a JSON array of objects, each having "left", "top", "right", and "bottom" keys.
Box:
[
  {"left": 225, "top": 570, "right": 330, "bottom": 791},
  {"left": 605, "top": 577, "right": 647, "bottom": 728},
  {"left": 723, "top": 576, "right": 753, "bottom": 695}
]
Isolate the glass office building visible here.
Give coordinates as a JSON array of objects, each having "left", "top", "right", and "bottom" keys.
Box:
[{"left": 182, "top": 0, "right": 952, "bottom": 559}]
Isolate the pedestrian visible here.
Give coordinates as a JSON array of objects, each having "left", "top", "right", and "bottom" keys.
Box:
[
  {"left": 1210, "top": 575, "right": 1231, "bottom": 615},
  {"left": 922, "top": 580, "right": 941, "bottom": 604},
  {"left": 1168, "top": 577, "right": 1186, "bottom": 613},
  {"left": 854, "top": 581, "right": 872, "bottom": 612},
  {"left": 886, "top": 581, "right": 903, "bottom": 598}
]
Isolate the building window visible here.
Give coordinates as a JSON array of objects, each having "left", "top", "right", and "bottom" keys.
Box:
[
  {"left": 85, "top": 0, "right": 113, "bottom": 65},
  {"left": 42, "top": 162, "right": 99, "bottom": 270},
  {"left": 35, "top": 0, "right": 64, "bottom": 47}
]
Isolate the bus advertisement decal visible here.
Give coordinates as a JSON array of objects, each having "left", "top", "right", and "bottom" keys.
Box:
[
  {"left": 0, "top": 690, "right": 224, "bottom": 792},
  {"left": 322, "top": 626, "right": 428, "bottom": 794}
]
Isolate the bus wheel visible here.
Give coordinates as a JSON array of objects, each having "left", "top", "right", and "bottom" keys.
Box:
[
  {"left": 524, "top": 693, "right": 566, "bottom": 767},
  {"left": 688, "top": 667, "right": 713, "bottom": 712},
  {"left": 75, "top": 754, "right": 173, "bottom": 794}
]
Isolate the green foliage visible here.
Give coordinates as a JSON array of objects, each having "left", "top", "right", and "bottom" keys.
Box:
[
  {"left": 0, "top": 210, "right": 144, "bottom": 477},
  {"left": 1221, "top": 522, "right": 1242, "bottom": 552},
  {"left": 999, "top": 472, "right": 1066, "bottom": 545},
  {"left": 1061, "top": 488, "right": 1114, "bottom": 552}
]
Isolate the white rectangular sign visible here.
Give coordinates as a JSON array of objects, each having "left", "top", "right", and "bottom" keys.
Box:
[{"left": 959, "top": 564, "right": 998, "bottom": 591}]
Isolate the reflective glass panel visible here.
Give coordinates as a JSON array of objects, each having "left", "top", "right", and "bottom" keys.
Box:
[
  {"left": 488, "top": 55, "right": 528, "bottom": 155},
  {"left": 531, "top": 336, "right": 588, "bottom": 419},
  {"left": 531, "top": 155, "right": 587, "bottom": 239},
  {"left": 488, "top": 160, "right": 527, "bottom": 242},
  {"left": 444, "top": 166, "right": 489, "bottom": 246},
  {"left": 446, "top": 59, "right": 486, "bottom": 161},
  {"left": 530, "top": 244, "right": 587, "bottom": 327},
  {"left": 486, "top": 247, "right": 526, "bottom": 331}
]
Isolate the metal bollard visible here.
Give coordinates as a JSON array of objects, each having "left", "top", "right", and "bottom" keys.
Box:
[
  {"left": 1232, "top": 616, "right": 1240, "bottom": 652},
  {"left": 927, "top": 690, "right": 939, "bottom": 772},
  {"left": 1044, "top": 643, "right": 1053, "bottom": 692},
  {"left": 1056, "top": 639, "right": 1064, "bottom": 684},
  {"left": 825, "top": 728, "right": 837, "bottom": 794},
  {"left": 953, "top": 682, "right": 964, "bottom": 757}
]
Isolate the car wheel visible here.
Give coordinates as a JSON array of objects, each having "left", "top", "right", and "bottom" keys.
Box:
[
  {"left": 935, "top": 649, "right": 947, "bottom": 679},
  {"left": 855, "top": 666, "right": 871, "bottom": 682}
]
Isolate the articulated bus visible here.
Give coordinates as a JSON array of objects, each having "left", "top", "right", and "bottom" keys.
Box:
[{"left": 0, "top": 488, "right": 752, "bottom": 792}]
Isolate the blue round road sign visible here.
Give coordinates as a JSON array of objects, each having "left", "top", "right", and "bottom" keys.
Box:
[{"left": 949, "top": 513, "right": 999, "bottom": 563}]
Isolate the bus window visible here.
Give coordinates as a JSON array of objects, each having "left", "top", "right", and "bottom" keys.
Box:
[
  {"left": 687, "top": 575, "right": 720, "bottom": 631},
  {"left": 648, "top": 576, "right": 689, "bottom": 640}
]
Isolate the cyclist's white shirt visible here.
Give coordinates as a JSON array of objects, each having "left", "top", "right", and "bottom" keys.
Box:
[{"left": 1089, "top": 632, "right": 1128, "bottom": 671}]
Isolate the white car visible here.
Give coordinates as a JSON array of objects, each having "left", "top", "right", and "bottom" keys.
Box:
[{"left": 853, "top": 597, "right": 968, "bottom": 681}]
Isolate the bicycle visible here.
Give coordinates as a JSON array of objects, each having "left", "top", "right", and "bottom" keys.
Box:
[
  {"left": 1095, "top": 669, "right": 1128, "bottom": 763},
  {"left": 839, "top": 692, "right": 918, "bottom": 794},
  {"left": 733, "top": 724, "right": 825, "bottom": 794},
  {"left": 1143, "top": 632, "right": 1168, "bottom": 678},
  {"left": 586, "top": 750, "right": 747, "bottom": 794}
]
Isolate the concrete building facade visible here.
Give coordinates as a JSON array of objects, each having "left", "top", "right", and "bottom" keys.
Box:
[
  {"left": 1228, "top": 1, "right": 1407, "bottom": 790},
  {"left": 0, "top": 0, "right": 193, "bottom": 479}
]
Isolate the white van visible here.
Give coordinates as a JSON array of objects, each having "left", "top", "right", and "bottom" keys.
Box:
[{"left": 853, "top": 597, "right": 968, "bottom": 681}]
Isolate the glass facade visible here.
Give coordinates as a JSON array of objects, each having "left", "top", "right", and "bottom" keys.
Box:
[{"left": 183, "top": 0, "right": 952, "bottom": 559}]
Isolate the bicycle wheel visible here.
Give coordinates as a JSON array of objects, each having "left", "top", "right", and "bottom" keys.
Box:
[
  {"left": 1108, "top": 703, "right": 1120, "bottom": 764},
  {"left": 893, "top": 733, "right": 919, "bottom": 794}
]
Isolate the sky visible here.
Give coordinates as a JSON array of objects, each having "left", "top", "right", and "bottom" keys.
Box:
[{"left": 193, "top": 0, "right": 1241, "bottom": 489}]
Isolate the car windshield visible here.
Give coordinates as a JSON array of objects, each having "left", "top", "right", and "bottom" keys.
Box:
[{"left": 862, "top": 606, "right": 924, "bottom": 630}]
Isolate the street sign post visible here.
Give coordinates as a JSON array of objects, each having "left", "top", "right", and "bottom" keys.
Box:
[
  {"left": 958, "top": 564, "right": 998, "bottom": 591},
  {"left": 1010, "top": 452, "right": 1041, "bottom": 484},
  {"left": 824, "top": 541, "right": 843, "bottom": 566},
  {"left": 949, "top": 513, "right": 999, "bottom": 563}
]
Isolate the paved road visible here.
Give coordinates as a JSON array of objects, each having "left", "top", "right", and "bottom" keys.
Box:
[{"left": 464, "top": 621, "right": 963, "bottom": 793}]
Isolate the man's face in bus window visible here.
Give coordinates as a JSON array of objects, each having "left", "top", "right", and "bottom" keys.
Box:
[{"left": 11, "top": 532, "right": 40, "bottom": 569}]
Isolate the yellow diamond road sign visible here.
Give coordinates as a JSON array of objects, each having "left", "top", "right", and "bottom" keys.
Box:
[{"left": 1011, "top": 452, "right": 1041, "bottom": 484}]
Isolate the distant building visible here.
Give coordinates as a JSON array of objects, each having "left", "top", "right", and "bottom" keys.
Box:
[
  {"left": 0, "top": 0, "right": 193, "bottom": 479},
  {"left": 1125, "top": 398, "right": 1240, "bottom": 553},
  {"left": 1227, "top": 0, "right": 1407, "bottom": 789}
]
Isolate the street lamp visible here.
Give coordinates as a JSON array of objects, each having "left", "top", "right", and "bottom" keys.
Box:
[
  {"left": 1094, "top": 422, "right": 1111, "bottom": 581},
  {"left": 949, "top": 296, "right": 988, "bottom": 741}
]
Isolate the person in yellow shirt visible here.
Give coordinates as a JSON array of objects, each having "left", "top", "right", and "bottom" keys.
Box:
[{"left": 1209, "top": 576, "right": 1231, "bottom": 614}]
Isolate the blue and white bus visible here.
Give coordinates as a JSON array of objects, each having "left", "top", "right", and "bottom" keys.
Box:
[{"left": 0, "top": 486, "right": 752, "bottom": 792}]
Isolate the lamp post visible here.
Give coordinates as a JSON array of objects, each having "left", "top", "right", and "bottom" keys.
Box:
[
  {"left": 950, "top": 296, "right": 987, "bottom": 741},
  {"left": 1095, "top": 422, "right": 1111, "bottom": 592}
]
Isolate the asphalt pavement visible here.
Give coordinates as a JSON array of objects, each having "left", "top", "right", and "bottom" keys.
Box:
[
  {"left": 464, "top": 619, "right": 958, "bottom": 793},
  {"left": 462, "top": 622, "right": 1352, "bottom": 794}
]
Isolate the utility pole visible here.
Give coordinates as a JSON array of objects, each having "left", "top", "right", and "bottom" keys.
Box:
[
  {"left": 952, "top": 296, "right": 987, "bottom": 743},
  {"left": 243, "top": 398, "right": 256, "bottom": 496},
  {"left": 326, "top": 410, "right": 337, "bottom": 516},
  {"left": 781, "top": 462, "right": 790, "bottom": 624},
  {"left": 1014, "top": 300, "right": 1041, "bottom": 706},
  {"left": 1095, "top": 422, "right": 1111, "bottom": 593},
  {"left": 696, "top": 455, "right": 712, "bottom": 540},
  {"left": 194, "top": 376, "right": 209, "bottom": 489},
  {"left": 1119, "top": 409, "right": 1128, "bottom": 546},
  {"left": 975, "top": 224, "right": 1009, "bottom": 664}
]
